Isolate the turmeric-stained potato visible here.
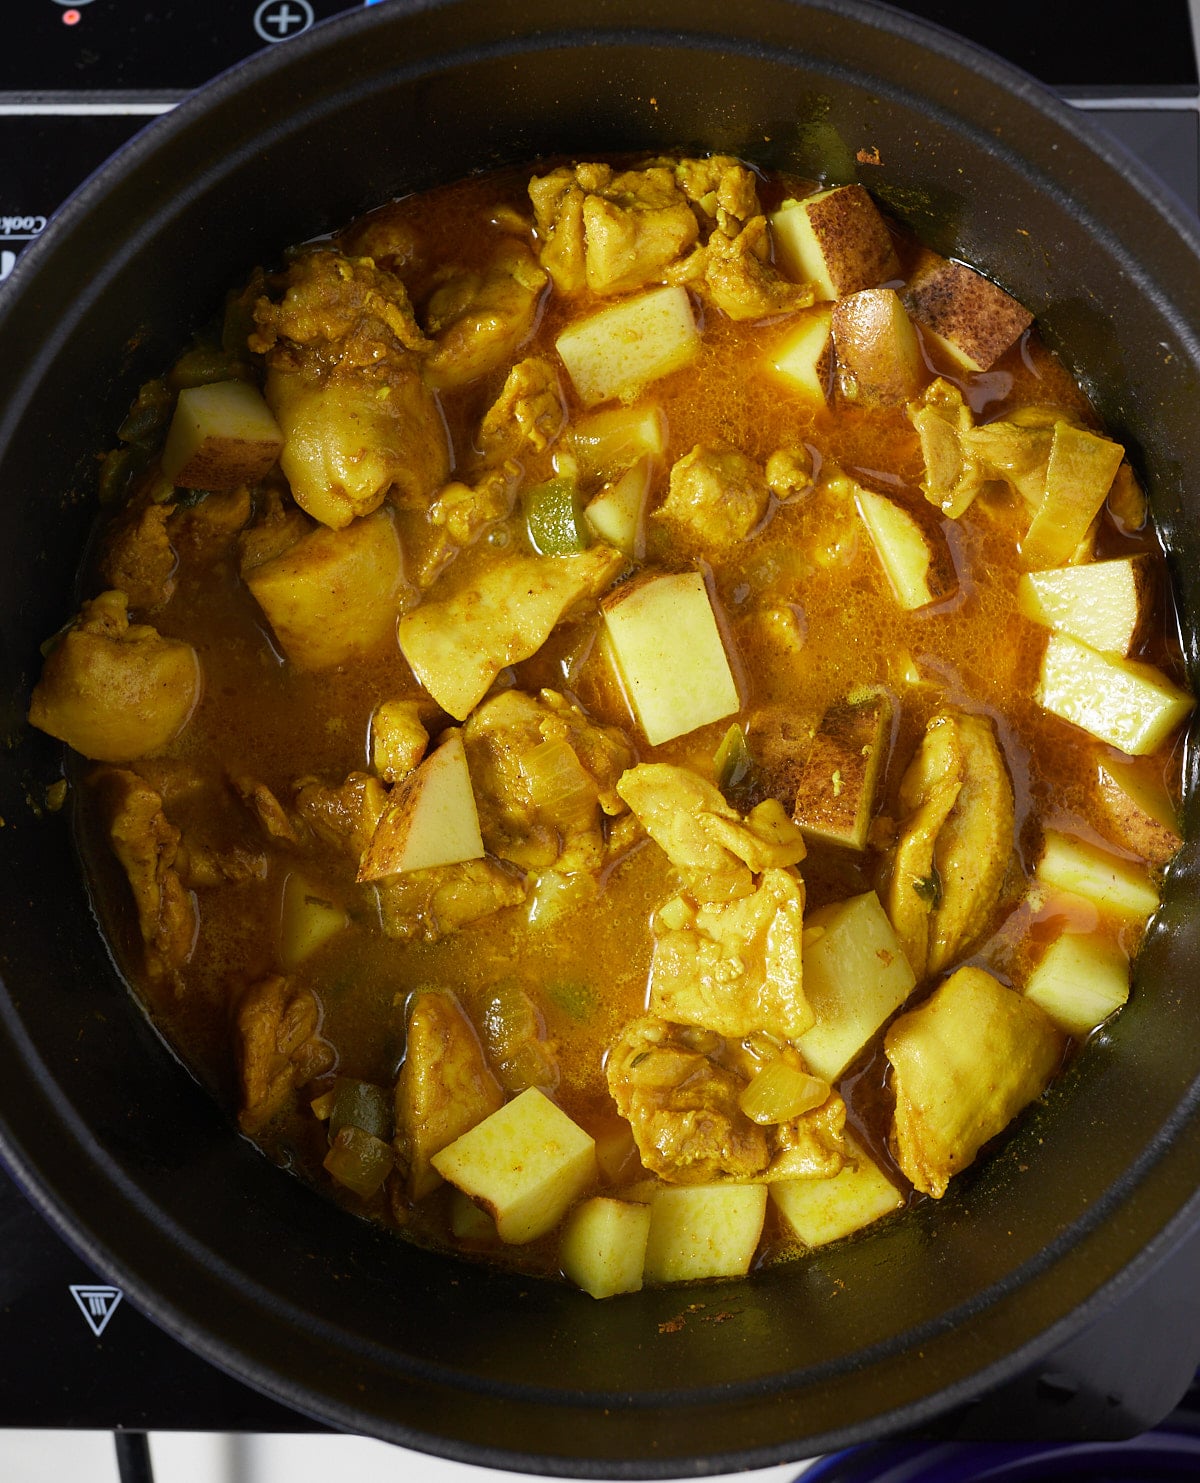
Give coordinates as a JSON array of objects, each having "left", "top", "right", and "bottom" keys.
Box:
[
  {"left": 242, "top": 507, "right": 405, "bottom": 671},
  {"left": 28, "top": 590, "right": 201, "bottom": 762},
  {"left": 161, "top": 379, "right": 283, "bottom": 491}
]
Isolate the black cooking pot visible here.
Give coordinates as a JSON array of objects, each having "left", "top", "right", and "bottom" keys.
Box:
[{"left": 3, "top": 0, "right": 1200, "bottom": 1473}]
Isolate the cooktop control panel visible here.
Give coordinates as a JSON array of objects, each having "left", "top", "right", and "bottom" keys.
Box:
[{"left": 1, "top": 0, "right": 1197, "bottom": 286}]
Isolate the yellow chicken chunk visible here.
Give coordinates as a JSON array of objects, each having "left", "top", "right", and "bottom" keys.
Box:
[
  {"left": 885, "top": 965, "right": 1063, "bottom": 1198},
  {"left": 398, "top": 545, "right": 625, "bottom": 720},
  {"left": 649, "top": 867, "right": 813, "bottom": 1041},
  {"left": 29, "top": 590, "right": 201, "bottom": 763}
]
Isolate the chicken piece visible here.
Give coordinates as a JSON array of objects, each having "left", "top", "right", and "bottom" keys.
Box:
[
  {"left": 374, "top": 857, "right": 528, "bottom": 943},
  {"left": 765, "top": 446, "right": 813, "bottom": 503},
  {"left": 250, "top": 247, "right": 431, "bottom": 365},
  {"left": 100, "top": 498, "right": 177, "bottom": 611},
  {"left": 884, "top": 710, "right": 1015, "bottom": 982},
  {"left": 907, "top": 378, "right": 987, "bottom": 519},
  {"left": 606, "top": 1018, "right": 770, "bottom": 1183},
  {"left": 174, "top": 838, "right": 267, "bottom": 890},
  {"left": 29, "top": 590, "right": 201, "bottom": 764},
  {"left": 655, "top": 444, "right": 772, "bottom": 548},
  {"left": 229, "top": 774, "right": 301, "bottom": 844},
  {"left": 369, "top": 700, "right": 429, "bottom": 783},
  {"left": 528, "top": 161, "right": 700, "bottom": 295},
  {"left": 479, "top": 357, "right": 566, "bottom": 454},
  {"left": 337, "top": 202, "right": 425, "bottom": 277},
  {"left": 394, "top": 989, "right": 504, "bottom": 1199},
  {"left": 648, "top": 867, "right": 814, "bottom": 1041},
  {"left": 463, "top": 688, "right": 635, "bottom": 874},
  {"left": 171, "top": 486, "right": 253, "bottom": 557},
  {"left": 422, "top": 240, "right": 548, "bottom": 389},
  {"left": 909, "top": 379, "right": 1057, "bottom": 518},
  {"left": 765, "top": 1092, "right": 847, "bottom": 1182},
  {"left": 235, "top": 974, "right": 335, "bottom": 1135},
  {"left": 90, "top": 765, "right": 197, "bottom": 985},
  {"left": 415, "top": 466, "right": 518, "bottom": 588},
  {"left": 885, "top": 965, "right": 1063, "bottom": 1197},
  {"left": 252, "top": 249, "right": 448, "bottom": 528},
  {"left": 671, "top": 216, "right": 814, "bottom": 323},
  {"left": 618, "top": 763, "right": 804, "bottom": 902},
  {"left": 397, "top": 544, "right": 626, "bottom": 721},
  {"left": 673, "top": 155, "right": 762, "bottom": 233},
  {"left": 292, "top": 771, "right": 389, "bottom": 858},
  {"left": 265, "top": 365, "right": 449, "bottom": 530}
]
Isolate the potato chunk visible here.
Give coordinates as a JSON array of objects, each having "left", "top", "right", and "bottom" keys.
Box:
[
  {"left": 161, "top": 379, "right": 283, "bottom": 490},
  {"left": 430, "top": 1087, "right": 597, "bottom": 1244},
  {"left": 791, "top": 690, "right": 892, "bottom": 851},
  {"left": 555, "top": 285, "right": 700, "bottom": 405},
  {"left": 771, "top": 1133, "right": 903, "bottom": 1249},
  {"left": 642, "top": 1183, "right": 767, "bottom": 1284},
  {"left": 885, "top": 966, "right": 1063, "bottom": 1198},
  {"left": 358, "top": 730, "right": 485, "bottom": 878},
  {"left": 242, "top": 508, "right": 404, "bottom": 671},
  {"left": 1034, "top": 828, "right": 1160, "bottom": 923},
  {"left": 795, "top": 891, "right": 916, "bottom": 1081},
  {"left": 1017, "top": 555, "right": 1150, "bottom": 655},
  {"left": 601, "top": 571, "right": 740, "bottom": 745},
  {"left": 560, "top": 1196, "right": 652, "bottom": 1299},
  {"left": 1095, "top": 759, "right": 1182, "bottom": 867},
  {"left": 1020, "top": 423, "right": 1124, "bottom": 570},
  {"left": 1036, "top": 633, "right": 1194, "bottom": 756},
  {"left": 29, "top": 590, "right": 201, "bottom": 763},
  {"left": 832, "top": 288, "right": 924, "bottom": 407},
  {"left": 1022, "top": 930, "right": 1130, "bottom": 1038},
  {"left": 854, "top": 485, "right": 957, "bottom": 612},
  {"left": 769, "top": 306, "right": 835, "bottom": 405},
  {"left": 279, "top": 872, "right": 348, "bottom": 968},
  {"left": 770, "top": 186, "right": 900, "bottom": 300},
  {"left": 902, "top": 248, "right": 1033, "bottom": 371}
]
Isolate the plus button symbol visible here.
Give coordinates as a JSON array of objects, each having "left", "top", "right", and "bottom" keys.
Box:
[{"left": 253, "top": 0, "right": 315, "bottom": 44}]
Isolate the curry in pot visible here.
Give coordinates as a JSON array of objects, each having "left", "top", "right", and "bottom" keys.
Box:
[{"left": 28, "top": 156, "right": 1194, "bottom": 1296}]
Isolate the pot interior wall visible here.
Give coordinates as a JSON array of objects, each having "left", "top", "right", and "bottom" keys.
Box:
[{"left": 2, "top": 0, "right": 1200, "bottom": 1472}]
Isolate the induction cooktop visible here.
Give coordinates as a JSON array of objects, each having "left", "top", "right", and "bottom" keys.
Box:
[{"left": 2, "top": 0, "right": 1199, "bottom": 1448}]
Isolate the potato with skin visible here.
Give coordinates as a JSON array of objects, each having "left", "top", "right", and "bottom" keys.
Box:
[
  {"left": 902, "top": 248, "right": 1033, "bottom": 371},
  {"left": 29, "top": 590, "right": 201, "bottom": 762},
  {"left": 832, "top": 288, "right": 924, "bottom": 407},
  {"left": 770, "top": 185, "right": 900, "bottom": 300},
  {"left": 1095, "top": 759, "right": 1182, "bottom": 867},
  {"left": 358, "top": 730, "right": 485, "bottom": 879},
  {"left": 161, "top": 379, "right": 283, "bottom": 490}
]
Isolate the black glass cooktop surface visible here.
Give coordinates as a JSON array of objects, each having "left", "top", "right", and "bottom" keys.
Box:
[{"left": 2, "top": 0, "right": 1199, "bottom": 1439}]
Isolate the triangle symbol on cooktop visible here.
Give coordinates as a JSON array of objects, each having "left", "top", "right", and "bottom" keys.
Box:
[{"left": 68, "top": 1283, "right": 124, "bottom": 1337}]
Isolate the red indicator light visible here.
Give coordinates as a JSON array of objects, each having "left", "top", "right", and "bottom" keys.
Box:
[{"left": 62, "top": 8, "right": 82, "bottom": 23}]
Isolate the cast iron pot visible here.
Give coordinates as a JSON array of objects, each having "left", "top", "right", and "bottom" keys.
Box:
[{"left": 2, "top": 0, "right": 1200, "bottom": 1472}]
